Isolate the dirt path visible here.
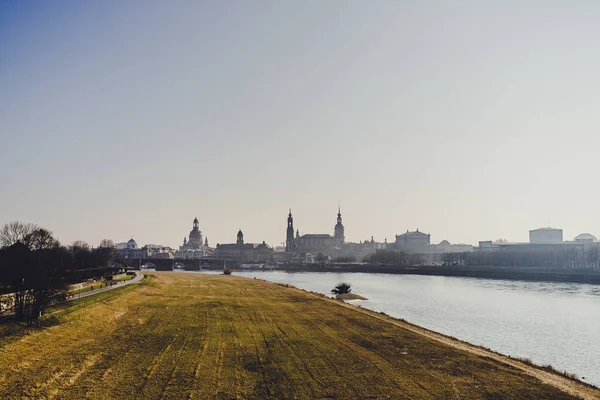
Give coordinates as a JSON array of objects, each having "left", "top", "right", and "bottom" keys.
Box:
[{"left": 298, "top": 287, "right": 600, "bottom": 400}]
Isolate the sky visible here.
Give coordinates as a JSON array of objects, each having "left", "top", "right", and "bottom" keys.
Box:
[{"left": 2, "top": 1, "right": 600, "bottom": 248}]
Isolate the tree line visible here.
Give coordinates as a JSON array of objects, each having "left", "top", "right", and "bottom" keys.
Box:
[
  {"left": 443, "top": 245, "right": 600, "bottom": 269},
  {"left": 362, "top": 250, "right": 424, "bottom": 265},
  {"left": 0, "top": 221, "right": 118, "bottom": 324},
  {"left": 361, "top": 246, "right": 600, "bottom": 269}
]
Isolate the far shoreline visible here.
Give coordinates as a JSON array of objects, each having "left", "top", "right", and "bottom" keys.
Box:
[{"left": 218, "top": 264, "right": 600, "bottom": 285}]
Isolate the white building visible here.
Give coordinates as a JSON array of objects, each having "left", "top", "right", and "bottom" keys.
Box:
[
  {"left": 574, "top": 233, "right": 597, "bottom": 243},
  {"left": 395, "top": 229, "right": 431, "bottom": 253},
  {"left": 529, "top": 227, "right": 563, "bottom": 244},
  {"left": 115, "top": 238, "right": 149, "bottom": 260}
]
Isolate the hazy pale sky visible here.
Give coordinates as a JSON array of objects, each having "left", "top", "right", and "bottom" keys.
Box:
[{"left": 2, "top": 1, "right": 600, "bottom": 248}]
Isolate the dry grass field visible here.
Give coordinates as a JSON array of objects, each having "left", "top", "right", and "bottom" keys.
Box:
[{"left": 0, "top": 272, "right": 594, "bottom": 399}]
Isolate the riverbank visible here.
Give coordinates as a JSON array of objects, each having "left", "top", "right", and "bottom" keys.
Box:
[
  {"left": 0, "top": 272, "right": 595, "bottom": 399},
  {"left": 229, "top": 269, "right": 600, "bottom": 387}
]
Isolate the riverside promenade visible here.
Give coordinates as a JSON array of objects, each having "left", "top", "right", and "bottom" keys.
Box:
[{"left": 72, "top": 270, "right": 144, "bottom": 300}]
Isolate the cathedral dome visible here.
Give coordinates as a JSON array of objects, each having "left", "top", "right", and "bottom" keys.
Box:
[{"left": 126, "top": 238, "right": 138, "bottom": 249}]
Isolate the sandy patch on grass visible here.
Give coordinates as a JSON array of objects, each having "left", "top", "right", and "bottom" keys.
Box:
[{"left": 336, "top": 293, "right": 368, "bottom": 300}]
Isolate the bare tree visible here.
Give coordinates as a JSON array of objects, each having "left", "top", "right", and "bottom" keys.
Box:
[
  {"left": 0, "top": 221, "right": 38, "bottom": 248},
  {"left": 28, "top": 228, "right": 60, "bottom": 250},
  {"left": 97, "top": 239, "right": 116, "bottom": 267},
  {"left": 99, "top": 239, "right": 114, "bottom": 248},
  {"left": 70, "top": 240, "right": 90, "bottom": 251},
  {"left": 0, "top": 228, "right": 68, "bottom": 324}
]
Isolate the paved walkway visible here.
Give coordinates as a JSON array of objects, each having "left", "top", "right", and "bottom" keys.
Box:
[{"left": 72, "top": 271, "right": 144, "bottom": 301}]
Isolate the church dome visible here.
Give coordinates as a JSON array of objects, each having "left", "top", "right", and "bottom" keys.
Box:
[
  {"left": 439, "top": 240, "right": 451, "bottom": 245},
  {"left": 126, "top": 238, "right": 138, "bottom": 249}
]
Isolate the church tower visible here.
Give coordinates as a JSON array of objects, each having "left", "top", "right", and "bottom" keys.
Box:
[
  {"left": 237, "top": 230, "right": 244, "bottom": 245},
  {"left": 334, "top": 206, "right": 345, "bottom": 246},
  {"left": 187, "top": 217, "right": 203, "bottom": 249},
  {"left": 285, "top": 209, "right": 295, "bottom": 252}
]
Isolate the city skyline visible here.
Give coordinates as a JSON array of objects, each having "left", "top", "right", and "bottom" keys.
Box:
[
  {"left": 3, "top": 2, "right": 600, "bottom": 248},
  {"left": 22, "top": 210, "right": 599, "bottom": 251}
]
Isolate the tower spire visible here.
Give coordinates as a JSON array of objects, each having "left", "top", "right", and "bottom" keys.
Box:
[
  {"left": 286, "top": 208, "right": 295, "bottom": 252},
  {"left": 334, "top": 203, "right": 345, "bottom": 245}
]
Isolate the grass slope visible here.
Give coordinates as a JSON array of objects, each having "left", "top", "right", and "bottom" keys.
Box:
[{"left": 0, "top": 272, "right": 586, "bottom": 399}]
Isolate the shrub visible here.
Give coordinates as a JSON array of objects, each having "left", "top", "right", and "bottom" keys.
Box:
[{"left": 331, "top": 282, "right": 351, "bottom": 295}]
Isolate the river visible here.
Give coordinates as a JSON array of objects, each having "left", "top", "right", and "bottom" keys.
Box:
[{"left": 206, "top": 270, "right": 600, "bottom": 387}]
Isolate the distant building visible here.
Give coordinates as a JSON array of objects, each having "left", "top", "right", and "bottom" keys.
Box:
[
  {"left": 148, "top": 246, "right": 175, "bottom": 259},
  {"left": 285, "top": 208, "right": 345, "bottom": 255},
  {"left": 214, "top": 230, "right": 273, "bottom": 262},
  {"left": 289, "top": 251, "right": 315, "bottom": 265},
  {"left": 333, "top": 207, "right": 345, "bottom": 246},
  {"left": 435, "top": 240, "right": 473, "bottom": 253},
  {"left": 574, "top": 233, "right": 597, "bottom": 243},
  {"left": 115, "top": 238, "right": 148, "bottom": 260},
  {"left": 338, "top": 237, "right": 387, "bottom": 261},
  {"left": 174, "top": 217, "right": 212, "bottom": 259},
  {"left": 285, "top": 210, "right": 295, "bottom": 252},
  {"left": 283, "top": 208, "right": 391, "bottom": 262},
  {"left": 529, "top": 227, "right": 563, "bottom": 244},
  {"left": 179, "top": 217, "right": 204, "bottom": 250},
  {"left": 395, "top": 229, "right": 431, "bottom": 253},
  {"left": 175, "top": 248, "right": 205, "bottom": 259},
  {"left": 296, "top": 234, "right": 338, "bottom": 253}
]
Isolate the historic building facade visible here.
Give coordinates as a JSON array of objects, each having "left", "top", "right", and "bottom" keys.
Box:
[
  {"left": 115, "top": 238, "right": 149, "bottom": 260},
  {"left": 175, "top": 217, "right": 212, "bottom": 259},
  {"left": 395, "top": 229, "right": 431, "bottom": 253},
  {"left": 180, "top": 217, "right": 204, "bottom": 250},
  {"left": 284, "top": 208, "right": 390, "bottom": 262},
  {"left": 285, "top": 208, "right": 346, "bottom": 256},
  {"left": 214, "top": 230, "right": 273, "bottom": 262}
]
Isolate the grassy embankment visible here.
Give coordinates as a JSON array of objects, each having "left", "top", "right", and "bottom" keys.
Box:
[{"left": 0, "top": 272, "right": 595, "bottom": 399}]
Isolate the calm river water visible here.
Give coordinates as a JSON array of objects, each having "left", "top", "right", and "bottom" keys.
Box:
[{"left": 207, "top": 270, "right": 600, "bottom": 387}]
